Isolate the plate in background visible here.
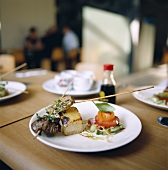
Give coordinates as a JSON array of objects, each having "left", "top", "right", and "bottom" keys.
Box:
[
  {"left": 0, "top": 81, "right": 26, "bottom": 101},
  {"left": 132, "top": 85, "right": 168, "bottom": 110},
  {"left": 42, "top": 79, "right": 101, "bottom": 96}
]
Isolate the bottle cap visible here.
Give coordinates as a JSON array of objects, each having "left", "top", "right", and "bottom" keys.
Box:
[{"left": 103, "top": 64, "right": 113, "bottom": 70}]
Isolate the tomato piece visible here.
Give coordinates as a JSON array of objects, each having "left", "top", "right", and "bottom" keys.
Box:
[
  {"left": 157, "top": 95, "right": 168, "bottom": 102},
  {"left": 88, "top": 118, "right": 96, "bottom": 125},
  {"left": 97, "top": 111, "right": 115, "bottom": 122},
  {"left": 95, "top": 115, "right": 120, "bottom": 128}
]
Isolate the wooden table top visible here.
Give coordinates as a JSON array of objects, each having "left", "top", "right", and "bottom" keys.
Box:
[
  {"left": 0, "top": 69, "right": 168, "bottom": 170},
  {"left": 0, "top": 70, "right": 57, "bottom": 128}
]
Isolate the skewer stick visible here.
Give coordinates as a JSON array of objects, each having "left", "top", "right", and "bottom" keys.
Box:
[
  {"left": 0, "top": 63, "right": 27, "bottom": 78},
  {"left": 75, "top": 86, "right": 154, "bottom": 103},
  {"left": 33, "top": 130, "right": 41, "bottom": 140},
  {"left": 33, "top": 86, "right": 154, "bottom": 140},
  {"left": 34, "top": 79, "right": 74, "bottom": 140},
  {"left": 60, "top": 79, "right": 74, "bottom": 99}
]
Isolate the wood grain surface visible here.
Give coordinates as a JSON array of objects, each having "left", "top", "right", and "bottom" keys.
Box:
[{"left": 0, "top": 70, "right": 168, "bottom": 170}]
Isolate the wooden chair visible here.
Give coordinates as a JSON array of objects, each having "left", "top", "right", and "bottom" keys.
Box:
[
  {"left": 75, "top": 62, "right": 103, "bottom": 81},
  {"left": 11, "top": 49, "right": 25, "bottom": 66},
  {"left": 162, "top": 48, "right": 168, "bottom": 64},
  {"left": 41, "top": 58, "right": 51, "bottom": 70},
  {"left": 51, "top": 47, "right": 65, "bottom": 71},
  {"left": 66, "top": 48, "right": 81, "bottom": 69},
  {"left": 51, "top": 47, "right": 64, "bottom": 61},
  {"left": 68, "top": 49, "right": 79, "bottom": 59},
  {"left": 0, "top": 54, "right": 15, "bottom": 73}
]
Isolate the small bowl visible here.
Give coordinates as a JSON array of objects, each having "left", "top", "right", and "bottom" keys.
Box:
[
  {"left": 60, "top": 70, "right": 78, "bottom": 77},
  {"left": 54, "top": 74, "right": 73, "bottom": 91},
  {"left": 73, "top": 73, "right": 94, "bottom": 91}
]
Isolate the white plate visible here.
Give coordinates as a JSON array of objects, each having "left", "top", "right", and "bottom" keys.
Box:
[
  {"left": 42, "top": 79, "right": 101, "bottom": 96},
  {"left": 132, "top": 85, "right": 168, "bottom": 110},
  {"left": 0, "top": 81, "right": 27, "bottom": 102},
  {"left": 29, "top": 101, "right": 142, "bottom": 152}
]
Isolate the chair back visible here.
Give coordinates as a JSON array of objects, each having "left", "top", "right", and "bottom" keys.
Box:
[
  {"left": 51, "top": 48, "right": 64, "bottom": 61},
  {"left": 0, "top": 54, "right": 15, "bottom": 73},
  {"left": 11, "top": 49, "right": 25, "bottom": 65},
  {"left": 68, "top": 49, "right": 79, "bottom": 59},
  {"left": 75, "top": 62, "right": 103, "bottom": 81}
]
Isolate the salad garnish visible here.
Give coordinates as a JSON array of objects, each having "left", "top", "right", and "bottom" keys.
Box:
[
  {"left": 148, "top": 87, "right": 168, "bottom": 106},
  {"left": 81, "top": 102, "right": 124, "bottom": 142},
  {"left": 0, "top": 81, "right": 8, "bottom": 97},
  {"left": 31, "top": 96, "right": 74, "bottom": 136}
]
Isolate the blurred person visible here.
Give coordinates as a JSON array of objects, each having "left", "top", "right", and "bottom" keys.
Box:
[
  {"left": 41, "top": 24, "right": 63, "bottom": 71},
  {"left": 62, "top": 25, "right": 80, "bottom": 69},
  {"left": 24, "top": 27, "right": 43, "bottom": 68},
  {"left": 41, "top": 24, "right": 63, "bottom": 57}
]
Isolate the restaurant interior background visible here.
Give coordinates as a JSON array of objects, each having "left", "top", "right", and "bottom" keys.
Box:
[
  {"left": 0, "top": 1, "right": 168, "bottom": 169},
  {"left": 0, "top": 0, "right": 168, "bottom": 78}
]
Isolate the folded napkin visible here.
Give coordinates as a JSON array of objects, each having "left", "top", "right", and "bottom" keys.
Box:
[
  {"left": 15, "top": 70, "right": 47, "bottom": 78},
  {"left": 157, "top": 78, "right": 168, "bottom": 88}
]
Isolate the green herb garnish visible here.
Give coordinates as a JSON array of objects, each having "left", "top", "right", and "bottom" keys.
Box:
[{"left": 93, "top": 102, "right": 115, "bottom": 112}]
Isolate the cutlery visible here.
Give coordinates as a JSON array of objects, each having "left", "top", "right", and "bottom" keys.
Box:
[
  {"left": 157, "top": 64, "right": 168, "bottom": 127},
  {"left": 157, "top": 117, "right": 168, "bottom": 127},
  {"left": 76, "top": 86, "right": 154, "bottom": 103}
]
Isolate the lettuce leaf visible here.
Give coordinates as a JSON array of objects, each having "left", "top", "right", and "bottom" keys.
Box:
[{"left": 94, "top": 102, "right": 115, "bottom": 112}]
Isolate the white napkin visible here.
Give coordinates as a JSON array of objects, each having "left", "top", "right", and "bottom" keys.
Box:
[
  {"left": 15, "top": 70, "right": 47, "bottom": 78},
  {"left": 157, "top": 78, "right": 168, "bottom": 89}
]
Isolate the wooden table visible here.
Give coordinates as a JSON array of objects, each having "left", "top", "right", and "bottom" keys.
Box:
[{"left": 0, "top": 68, "right": 168, "bottom": 170}]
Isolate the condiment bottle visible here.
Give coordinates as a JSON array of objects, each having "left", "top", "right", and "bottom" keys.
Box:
[{"left": 99, "top": 64, "right": 116, "bottom": 104}]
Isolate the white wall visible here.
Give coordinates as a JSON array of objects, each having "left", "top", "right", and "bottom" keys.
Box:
[
  {"left": 0, "top": 0, "right": 56, "bottom": 50},
  {"left": 82, "top": 6, "right": 132, "bottom": 78},
  {"left": 133, "top": 22, "right": 156, "bottom": 71}
]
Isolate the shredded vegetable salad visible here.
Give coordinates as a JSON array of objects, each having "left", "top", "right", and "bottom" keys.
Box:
[
  {"left": 0, "top": 82, "right": 8, "bottom": 97},
  {"left": 81, "top": 102, "right": 124, "bottom": 141},
  {"left": 148, "top": 92, "right": 168, "bottom": 106}
]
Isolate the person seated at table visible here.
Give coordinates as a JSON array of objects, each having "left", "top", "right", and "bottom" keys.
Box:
[
  {"left": 41, "top": 24, "right": 63, "bottom": 58},
  {"left": 62, "top": 25, "right": 80, "bottom": 69},
  {"left": 24, "top": 27, "right": 44, "bottom": 69}
]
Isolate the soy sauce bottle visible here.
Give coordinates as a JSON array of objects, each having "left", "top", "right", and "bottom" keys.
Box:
[{"left": 99, "top": 64, "right": 116, "bottom": 104}]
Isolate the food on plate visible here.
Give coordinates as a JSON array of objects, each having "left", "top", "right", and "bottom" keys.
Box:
[
  {"left": 54, "top": 70, "right": 94, "bottom": 91},
  {"left": 54, "top": 75, "right": 73, "bottom": 89},
  {"left": 54, "top": 70, "right": 77, "bottom": 91},
  {"left": 82, "top": 102, "right": 124, "bottom": 137},
  {"left": 0, "top": 82, "right": 9, "bottom": 97},
  {"left": 31, "top": 96, "right": 124, "bottom": 140},
  {"left": 31, "top": 96, "right": 84, "bottom": 136},
  {"left": 61, "top": 107, "right": 84, "bottom": 136},
  {"left": 148, "top": 87, "right": 168, "bottom": 106}
]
